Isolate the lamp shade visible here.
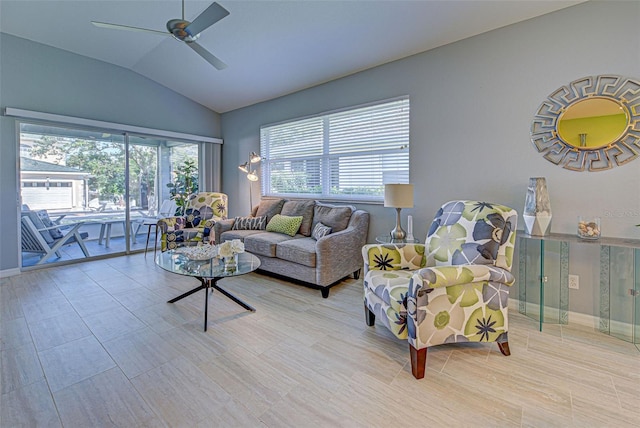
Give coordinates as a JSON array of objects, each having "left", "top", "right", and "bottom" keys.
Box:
[
  {"left": 238, "top": 162, "right": 250, "bottom": 173},
  {"left": 249, "top": 152, "right": 262, "bottom": 163},
  {"left": 384, "top": 184, "right": 414, "bottom": 208}
]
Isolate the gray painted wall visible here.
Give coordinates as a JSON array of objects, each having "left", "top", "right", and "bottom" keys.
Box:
[
  {"left": 220, "top": 1, "right": 640, "bottom": 319},
  {"left": 0, "top": 33, "right": 221, "bottom": 271}
]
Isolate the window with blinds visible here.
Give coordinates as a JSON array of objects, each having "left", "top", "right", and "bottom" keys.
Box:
[{"left": 260, "top": 97, "right": 410, "bottom": 201}]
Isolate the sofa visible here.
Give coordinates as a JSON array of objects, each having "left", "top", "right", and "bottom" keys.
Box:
[{"left": 214, "top": 198, "right": 369, "bottom": 297}]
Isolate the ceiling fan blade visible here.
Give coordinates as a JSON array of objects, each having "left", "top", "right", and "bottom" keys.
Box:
[
  {"left": 185, "top": 2, "right": 229, "bottom": 37},
  {"left": 91, "top": 21, "right": 168, "bottom": 36},
  {"left": 186, "top": 42, "right": 227, "bottom": 70}
]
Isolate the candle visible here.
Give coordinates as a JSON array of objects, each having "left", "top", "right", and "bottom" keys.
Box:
[{"left": 407, "top": 215, "right": 414, "bottom": 240}]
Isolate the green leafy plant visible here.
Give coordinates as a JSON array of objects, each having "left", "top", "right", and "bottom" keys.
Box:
[{"left": 166, "top": 159, "right": 199, "bottom": 215}]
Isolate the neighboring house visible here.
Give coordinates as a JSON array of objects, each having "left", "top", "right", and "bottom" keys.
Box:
[{"left": 20, "top": 157, "right": 91, "bottom": 211}]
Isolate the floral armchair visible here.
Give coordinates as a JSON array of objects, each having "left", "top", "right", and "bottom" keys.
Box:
[
  {"left": 362, "top": 200, "right": 517, "bottom": 379},
  {"left": 158, "top": 192, "right": 228, "bottom": 251}
]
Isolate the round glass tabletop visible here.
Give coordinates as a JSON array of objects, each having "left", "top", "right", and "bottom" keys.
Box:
[{"left": 155, "top": 250, "right": 261, "bottom": 279}]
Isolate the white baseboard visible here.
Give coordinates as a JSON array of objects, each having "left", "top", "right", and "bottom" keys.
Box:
[
  {"left": 0, "top": 268, "right": 21, "bottom": 278},
  {"left": 509, "top": 299, "right": 599, "bottom": 329}
]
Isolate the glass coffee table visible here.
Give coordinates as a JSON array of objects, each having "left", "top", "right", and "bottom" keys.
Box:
[{"left": 155, "top": 250, "right": 261, "bottom": 331}]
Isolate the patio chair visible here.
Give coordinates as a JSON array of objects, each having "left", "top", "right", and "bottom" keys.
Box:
[{"left": 21, "top": 210, "right": 90, "bottom": 265}]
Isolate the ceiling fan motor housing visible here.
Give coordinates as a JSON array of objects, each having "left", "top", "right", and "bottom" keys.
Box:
[{"left": 167, "top": 19, "right": 199, "bottom": 42}]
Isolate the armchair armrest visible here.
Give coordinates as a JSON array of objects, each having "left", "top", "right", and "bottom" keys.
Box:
[
  {"left": 315, "top": 210, "right": 369, "bottom": 285},
  {"left": 213, "top": 218, "right": 236, "bottom": 243},
  {"left": 51, "top": 214, "right": 66, "bottom": 224},
  {"left": 37, "top": 221, "right": 83, "bottom": 232},
  {"left": 157, "top": 216, "right": 184, "bottom": 233},
  {"left": 362, "top": 243, "right": 426, "bottom": 275},
  {"left": 412, "top": 264, "right": 515, "bottom": 290}
]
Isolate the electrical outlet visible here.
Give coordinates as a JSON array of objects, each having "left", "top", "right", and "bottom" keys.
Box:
[{"left": 568, "top": 274, "right": 579, "bottom": 290}]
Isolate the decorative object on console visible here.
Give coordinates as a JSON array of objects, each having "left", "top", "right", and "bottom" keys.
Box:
[
  {"left": 577, "top": 216, "right": 601, "bottom": 240},
  {"left": 384, "top": 183, "right": 414, "bottom": 241},
  {"left": 523, "top": 177, "right": 552, "bottom": 236},
  {"left": 238, "top": 151, "right": 262, "bottom": 208}
]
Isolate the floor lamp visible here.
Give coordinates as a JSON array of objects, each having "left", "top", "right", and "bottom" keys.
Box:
[{"left": 238, "top": 151, "right": 261, "bottom": 210}]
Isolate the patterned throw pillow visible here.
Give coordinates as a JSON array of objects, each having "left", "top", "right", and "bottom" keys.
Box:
[
  {"left": 312, "top": 202, "right": 354, "bottom": 233},
  {"left": 232, "top": 215, "right": 267, "bottom": 230},
  {"left": 311, "top": 222, "right": 332, "bottom": 240},
  {"left": 266, "top": 214, "right": 303, "bottom": 237}
]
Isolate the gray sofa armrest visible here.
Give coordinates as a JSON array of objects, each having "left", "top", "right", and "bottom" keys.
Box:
[
  {"left": 315, "top": 210, "right": 370, "bottom": 285},
  {"left": 213, "top": 218, "right": 235, "bottom": 243}
]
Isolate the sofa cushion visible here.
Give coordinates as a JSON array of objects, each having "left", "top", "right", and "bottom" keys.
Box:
[
  {"left": 276, "top": 238, "right": 317, "bottom": 267},
  {"left": 280, "top": 200, "right": 315, "bottom": 236},
  {"left": 266, "top": 214, "right": 303, "bottom": 237},
  {"left": 232, "top": 215, "right": 267, "bottom": 230},
  {"left": 244, "top": 232, "right": 299, "bottom": 257},
  {"left": 312, "top": 202, "right": 355, "bottom": 233},
  {"left": 221, "top": 229, "right": 265, "bottom": 242},
  {"left": 311, "top": 222, "right": 332, "bottom": 240},
  {"left": 255, "top": 198, "right": 285, "bottom": 222}
]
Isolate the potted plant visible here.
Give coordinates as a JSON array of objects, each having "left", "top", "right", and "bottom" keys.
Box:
[{"left": 166, "top": 159, "right": 199, "bottom": 215}]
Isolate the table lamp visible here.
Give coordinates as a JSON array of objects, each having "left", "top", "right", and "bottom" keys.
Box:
[{"left": 384, "top": 183, "right": 414, "bottom": 240}]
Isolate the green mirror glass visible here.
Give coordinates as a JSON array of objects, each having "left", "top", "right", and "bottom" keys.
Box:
[
  {"left": 557, "top": 98, "right": 629, "bottom": 149},
  {"left": 531, "top": 75, "right": 640, "bottom": 172}
]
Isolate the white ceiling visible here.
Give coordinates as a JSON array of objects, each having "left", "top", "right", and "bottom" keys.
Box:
[{"left": 0, "top": 0, "right": 583, "bottom": 113}]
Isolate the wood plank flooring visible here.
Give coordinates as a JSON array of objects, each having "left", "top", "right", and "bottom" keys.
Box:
[{"left": 1, "top": 253, "right": 639, "bottom": 427}]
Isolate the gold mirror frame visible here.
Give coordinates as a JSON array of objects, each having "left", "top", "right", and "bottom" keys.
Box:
[{"left": 531, "top": 75, "right": 640, "bottom": 171}]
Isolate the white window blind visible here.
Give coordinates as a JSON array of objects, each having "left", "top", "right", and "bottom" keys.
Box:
[{"left": 260, "top": 97, "right": 410, "bottom": 201}]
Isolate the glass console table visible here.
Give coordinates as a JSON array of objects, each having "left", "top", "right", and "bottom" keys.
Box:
[{"left": 518, "top": 231, "right": 640, "bottom": 344}]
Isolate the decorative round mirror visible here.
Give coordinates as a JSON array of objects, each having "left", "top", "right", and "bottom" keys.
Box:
[{"left": 530, "top": 75, "right": 640, "bottom": 171}]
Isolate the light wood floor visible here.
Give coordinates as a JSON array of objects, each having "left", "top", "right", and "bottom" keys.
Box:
[{"left": 1, "top": 253, "right": 639, "bottom": 427}]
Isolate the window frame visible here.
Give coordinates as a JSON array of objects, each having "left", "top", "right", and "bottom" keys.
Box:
[{"left": 260, "top": 96, "right": 410, "bottom": 202}]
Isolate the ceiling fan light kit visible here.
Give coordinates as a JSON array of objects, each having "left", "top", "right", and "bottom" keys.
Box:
[{"left": 91, "top": 0, "right": 229, "bottom": 70}]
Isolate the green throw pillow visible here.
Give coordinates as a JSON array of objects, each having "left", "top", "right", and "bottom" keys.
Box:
[{"left": 266, "top": 214, "right": 303, "bottom": 237}]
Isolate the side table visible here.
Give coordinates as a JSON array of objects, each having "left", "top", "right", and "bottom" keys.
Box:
[{"left": 375, "top": 236, "right": 419, "bottom": 244}]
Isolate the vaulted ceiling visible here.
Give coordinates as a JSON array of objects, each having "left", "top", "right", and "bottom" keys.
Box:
[{"left": 0, "top": 0, "right": 582, "bottom": 113}]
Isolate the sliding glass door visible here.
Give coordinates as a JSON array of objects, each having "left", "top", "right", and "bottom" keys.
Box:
[{"left": 19, "top": 122, "right": 201, "bottom": 268}]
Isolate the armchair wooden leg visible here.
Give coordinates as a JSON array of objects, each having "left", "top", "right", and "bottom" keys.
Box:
[
  {"left": 364, "top": 303, "right": 375, "bottom": 326},
  {"left": 497, "top": 341, "right": 511, "bottom": 356},
  {"left": 409, "top": 344, "right": 427, "bottom": 379},
  {"left": 321, "top": 287, "right": 330, "bottom": 298},
  {"left": 353, "top": 268, "right": 361, "bottom": 279}
]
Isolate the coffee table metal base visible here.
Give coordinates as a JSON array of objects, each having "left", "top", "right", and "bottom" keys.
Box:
[{"left": 168, "top": 277, "right": 255, "bottom": 331}]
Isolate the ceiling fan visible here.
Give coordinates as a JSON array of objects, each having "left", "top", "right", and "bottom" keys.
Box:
[{"left": 91, "top": 0, "right": 229, "bottom": 70}]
